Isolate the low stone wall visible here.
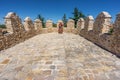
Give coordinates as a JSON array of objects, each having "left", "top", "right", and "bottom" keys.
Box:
[
  {"left": 77, "top": 11, "right": 120, "bottom": 57},
  {"left": 0, "top": 12, "right": 77, "bottom": 50}
]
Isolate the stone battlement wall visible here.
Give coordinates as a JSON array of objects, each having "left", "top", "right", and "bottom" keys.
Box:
[
  {"left": 77, "top": 11, "right": 120, "bottom": 57},
  {"left": 0, "top": 11, "right": 119, "bottom": 57},
  {"left": 0, "top": 12, "right": 77, "bottom": 50}
]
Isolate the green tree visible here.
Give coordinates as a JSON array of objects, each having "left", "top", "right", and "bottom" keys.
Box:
[
  {"left": 53, "top": 23, "right": 57, "bottom": 27},
  {"left": 62, "top": 14, "right": 67, "bottom": 27},
  {"left": 37, "top": 14, "right": 45, "bottom": 28},
  {"left": 0, "top": 24, "right": 6, "bottom": 28},
  {"left": 70, "top": 7, "right": 86, "bottom": 28}
]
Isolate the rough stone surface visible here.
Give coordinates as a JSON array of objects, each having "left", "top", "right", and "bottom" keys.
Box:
[
  {"left": 77, "top": 18, "right": 85, "bottom": 34},
  {"left": 0, "top": 28, "right": 2, "bottom": 36},
  {"left": 24, "top": 17, "right": 34, "bottom": 31},
  {"left": 66, "top": 19, "right": 75, "bottom": 33},
  {"left": 0, "top": 32, "right": 120, "bottom": 80},
  {"left": 79, "top": 11, "right": 120, "bottom": 57},
  {"left": 93, "top": 11, "right": 112, "bottom": 34},
  {"left": 80, "top": 16, "right": 94, "bottom": 37},
  {"left": 46, "top": 20, "right": 53, "bottom": 32},
  {"left": 34, "top": 19, "right": 42, "bottom": 30},
  {"left": 46, "top": 20, "right": 53, "bottom": 28},
  {"left": 111, "top": 13, "right": 120, "bottom": 56},
  {"left": 67, "top": 19, "right": 74, "bottom": 29},
  {"left": 5, "top": 12, "right": 23, "bottom": 33},
  {"left": 86, "top": 16, "right": 94, "bottom": 31}
]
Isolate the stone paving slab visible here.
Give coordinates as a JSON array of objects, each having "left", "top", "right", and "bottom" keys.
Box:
[{"left": 0, "top": 32, "right": 120, "bottom": 80}]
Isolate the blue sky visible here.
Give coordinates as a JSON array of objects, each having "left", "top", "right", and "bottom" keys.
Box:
[{"left": 0, "top": 0, "right": 120, "bottom": 24}]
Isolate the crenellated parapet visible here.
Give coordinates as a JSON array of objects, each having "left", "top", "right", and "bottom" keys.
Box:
[
  {"left": 78, "top": 11, "right": 120, "bottom": 57},
  {"left": 34, "top": 19, "right": 42, "bottom": 34},
  {"left": 84, "top": 16, "right": 94, "bottom": 31},
  {"left": 5, "top": 12, "right": 23, "bottom": 34},
  {"left": 79, "top": 16, "right": 94, "bottom": 37},
  {"left": 67, "top": 19, "right": 74, "bottom": 29},
  {"left": 0, "top": 12, "right": 40, "bottom": 50},
  {"left": 0, "top": 12, "right": 120, "bottom": 56},
  {"left": 114, "top": 13, "right": 120, "bottom": 33},
  {"left": 34, "top": 19, "right": 42, "bottom": 30},
  {"left": 24, "top": 17, "right": 34, "bottom": 31},
  {"left": 93, "top": 11, "right": 112, "bottom": 35},
  {"left": 46, "top": 20, "right": 53, "bottom": 28},
  {"left": 86, "top": 16, "right": 94, "bottom": 31},
  {"left": 77, "top": 18, "right": 85, "bottom": 32},
  {"left": 45, "top": 20, "right": 53, "bottom": 32},
  {"left": 66, "top": 19, "right": 75, "bottom": 33},
  {"left": 3, "top": 12, "right": 25, "bottom": 49},
  {"left": 111, "top": 13, "right": 120, "bottom": 55}
]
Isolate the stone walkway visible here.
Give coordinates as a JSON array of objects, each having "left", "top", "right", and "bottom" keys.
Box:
[{"left": 0, "top": 32, "right": 120, "bottom": 80}]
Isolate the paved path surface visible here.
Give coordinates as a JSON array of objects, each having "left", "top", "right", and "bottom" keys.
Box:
[{"left": 0, "top": 32, "right": 120, "bottom": 80}]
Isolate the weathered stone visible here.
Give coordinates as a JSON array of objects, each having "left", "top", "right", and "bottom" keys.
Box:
[
  {"left": 42, "top": 70, "right": 51, "bottom": 76},
  {"left": 111, "top": 13, "right": 120, "bottom": 56},
  {"left": 79, "top": 15, "right": 94, "bottom": 37},
  {"left": 57, "top": 69, "right": 68, "bottom": 76},
  {"left": 85, "top": 15, "right": 94, "bottom": 31},
  {"left": 67, "top": 19, "right": 74, "bottom": 29},
  {"left": 34, "top": 19, "right": 42, "bottom": 30},
  {"left": 0, "top": 59, "right": 10, "bottom": 64},
  {"left": 77, "top": 18, "right": 85, "bottom": 31},
  {"left": 45, "top": 20, "right": 53, "bottom": 32},
  {"left": 55, "top": 77, "right": 68, "bottom": 80},
  {"left": 84, "top": 16, "right": 94, "bottom": 33},
  {"left": 25, "top": 76, "right": 33, "bottom": 80},
  {"left": 0, "top": 11, "right": 120, "bottom": 80},
  {"left": 93, "top": 11, "right": 112, "bottom": 34},
  {"left": 50, "top": 65, "right": 56, "bottom": 69},
  {"left": 0, "top": 28, "right": 2, "bottom": 36},
  {"left": 46, "top": 20, "right": 53, "bottom": 28},
  {"left": 0, "top": 32, "right": 120, "bottom": 80},
  {"left": 5, "top": 12, "right": 23, "bottom": 33},
  {"left": 45, "top": 61, "right": 52, "bottom": 64},
  {"left": 0, "top": 64, "right": 5, "bottom": 73},
  {"left": 14, "top": 66, "right": 24, "bottom": 71},
  {"left": 24, "top": 17, "right": 34, "bottom": 31}
]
